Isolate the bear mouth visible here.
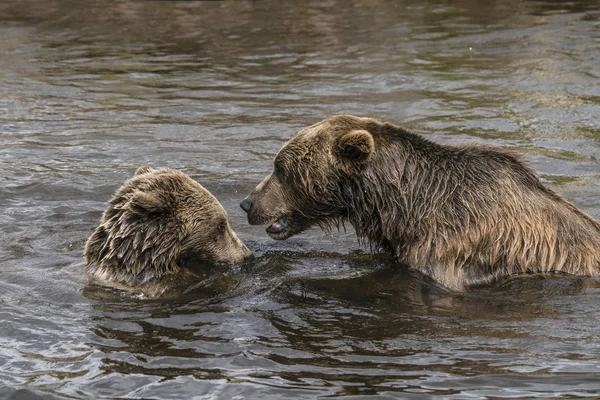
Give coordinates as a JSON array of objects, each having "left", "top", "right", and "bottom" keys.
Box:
[
  {"left": 264, "top": 213, "right": 314, "bottom": 240},
  {"left": 266, "top": 216, "right": 293, "bottom": 240}
]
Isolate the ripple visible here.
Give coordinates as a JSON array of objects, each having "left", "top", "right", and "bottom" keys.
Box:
[{"left": 0, "top": 0, "right": 599, "bottom": 398}]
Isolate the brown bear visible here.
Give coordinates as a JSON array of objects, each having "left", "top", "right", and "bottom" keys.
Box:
[
  {"left": 240, "top": 115, "right": 600, "bottom": 291},
  {"left": 85, "top": 166, "right": 252, "bottom": 292}
]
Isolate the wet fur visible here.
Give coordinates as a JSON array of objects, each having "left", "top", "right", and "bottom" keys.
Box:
[
  {"left": 85, "top": 166, "right": 250, "bottom": 289},
  {"left": 246, "top": 115, "right": 600, "bottom": 291}
]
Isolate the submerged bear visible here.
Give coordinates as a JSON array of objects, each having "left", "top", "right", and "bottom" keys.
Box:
[
  {"left": 241, "top": 115, "right": 600, "bottom": 291},
  {"left": 85, "top": 166, "right": 251, "bottom": 293}
]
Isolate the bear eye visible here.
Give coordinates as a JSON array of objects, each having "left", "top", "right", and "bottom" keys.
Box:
[{"left": 217, "top": 221, "right": 227, "bottom": 234}]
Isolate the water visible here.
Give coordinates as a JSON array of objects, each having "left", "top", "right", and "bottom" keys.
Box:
[{"left": 1, "top": 0, "right": 599, "bottom": 398}]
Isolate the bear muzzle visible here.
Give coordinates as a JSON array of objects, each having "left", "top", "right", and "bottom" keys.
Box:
[
  {"left": 240, "top": 197, "right": 252, "bottom": 213},
  {"left": 240, "top": 195, "right": 270, "bottom": 226},
  {"left": 266, "top": 217, "right": 287, "bottom": 235},
  {"left": 237, "top": 245, "right": 254, "bottom": 263},
  {"left": 240, "top": 190, "right": 300, "bottom": 239}
]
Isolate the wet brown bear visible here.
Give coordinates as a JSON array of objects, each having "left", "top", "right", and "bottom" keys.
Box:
[
  {"left": 241, "top": 115, "right": 600, "bottom": 291},
  {"left": 85, "top": 166, "right": 251, "bottom": 289}
]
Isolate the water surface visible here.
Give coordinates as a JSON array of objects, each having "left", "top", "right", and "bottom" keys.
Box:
[{"left": 1, "top": 0, "right": 599, "bottom": 398}]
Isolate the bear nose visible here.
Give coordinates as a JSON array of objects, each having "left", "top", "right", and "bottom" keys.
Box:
[{"left": 240, "top": 197, "right": 253, "bottom": 213}]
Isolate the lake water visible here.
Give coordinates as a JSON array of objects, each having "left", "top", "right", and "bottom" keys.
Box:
[{"left": 1, "top": 1, "right": 599, "bottom": 399}]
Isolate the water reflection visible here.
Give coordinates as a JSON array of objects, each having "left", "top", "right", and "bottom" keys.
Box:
[{"left": 83, "top": 253, "right": 596, "bottom": 398}]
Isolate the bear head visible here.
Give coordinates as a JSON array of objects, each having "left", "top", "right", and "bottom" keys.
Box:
[
  {"left": 240, "top": 115, "right": 378, "bottom": 240},
  {"left": 85, "top": 166, "right": 252, "bottom": 285}
]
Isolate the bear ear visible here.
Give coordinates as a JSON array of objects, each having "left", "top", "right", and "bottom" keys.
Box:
[
  {"left": 336, "top": 130, "right": 375, "bottom": 163},
  {"left": 125, "top": 190, "right": 165, "bottom": 214},
  {"left": 135, "top": 166, "right": 154, "bottom": 176}
]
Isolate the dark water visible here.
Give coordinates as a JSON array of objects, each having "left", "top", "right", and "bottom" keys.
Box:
[{"left": 1, "top": 0, "right": 599, "bottom": 398}]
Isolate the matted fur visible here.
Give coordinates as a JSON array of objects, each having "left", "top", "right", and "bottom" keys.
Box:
[
  {"left": 85, "top": 166, "right": 250, "bottom": 288},
  {"left": 242, "top": 115, "right": 600, "bottom": 291}
]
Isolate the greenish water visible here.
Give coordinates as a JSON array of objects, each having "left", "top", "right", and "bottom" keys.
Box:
[{"left": 0, "top": 0, "right": 599, "bottom": 398}]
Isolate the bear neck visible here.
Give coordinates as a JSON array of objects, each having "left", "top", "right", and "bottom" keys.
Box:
[
  {"left": 340, "top": 126, "right": 600, "bottom": 289},
  {"left": 340, "top": 128, "right": 462, "bottom": 256}
]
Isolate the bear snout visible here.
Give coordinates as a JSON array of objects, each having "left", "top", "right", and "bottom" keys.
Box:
[
  {"left": 240, "top": 197, "right": 252, "bottom": 213},
  {"left": 226, "top": 242, "right": 253, "bottom": 265},
  {"left": 240, "top": 246, "right": 254, "bottom": 262},
  {"left": 240, "top": 195, "right": 267, "bottom": 225}
]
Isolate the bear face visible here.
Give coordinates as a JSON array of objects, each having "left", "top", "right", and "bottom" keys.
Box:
[
  {"left": 240, "top": 115, "right": 377, "bottom": 240},
  {"left": 241, "top": 115, "right": 600, "bottom": 291},
  {"left": 85, "top": 166, "right": 252, "bottom": 287}
]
